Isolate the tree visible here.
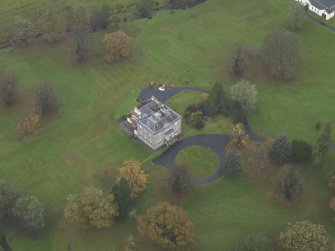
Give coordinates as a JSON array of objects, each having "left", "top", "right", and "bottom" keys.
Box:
[
  {"left": 12, "top": 16, "right": 36, "bottom": 47},
  {"left": 270, "top": 133, "right": 292, "bottom": 166},
  {"left": 223, "top": 148, "right": 243, "bottom": 178},
  {"left": 170, "top": 164, "right": 192, "bottom": 196},
  {"left": 18, "top": 108, "right": 41, "bottom": 136},
  {"left": 328, "top": 174, "right": 335, "bottom": 190},
  {"left": 329, "top": 197, "right": 335, "bottom": 212},
  {"left": 103, "top": 31, "right": 133, "bottom": 62},
  {"left": 231, "top": 80, "right": 257, "bottom": 114},
  {"left": 230, "top": 42, "right": 247, "bottom": 77},
  {"left": 0, "top": 71, "right": 17, "bottom": 107},
  {"left": 248, "top": 142, "right": 269, "bottom": 170},
  {"left": 64, "top": 186, "right": 118, "bottom": 229},
  {"left": 262, "top": 31, "right": 300, "bottom": 80},
  {"left": 38, "top": 0, "right": 66, "bottom": 42},
  {"left": 275, "top": 165, "right": 303, "bottom": 201},
  {"left": 230, "top": 101, "right": 246, "bottom": 124},
  {"left": 291, "top": 140, "right": 312, "bottom": 163},
  {"left": 124, "top": 235, "right": 137, "bottom": 251},
  {"left": 314, "top": 122, "right": 332, "bottom": 168},
  {"left": 112, "top": 178, "right": 135, "bottom": 219},
  {"left": 115, "top": 160, "right": 148, "bottom": 198},
  {"left": 287, "top": 2, "right": 307, "bottom": 31},
  {"left": 69, "top": 0, "right": 91, "bottom": 33},
  {"left": 0, "top": 179, "right": 17, "bottom": 218},
  {"left": 91, "top": 4, "right": 111, "bottom": 31},
  {"left": 12, "top": 196, "right": 45, "bottom": 230},
  {"left": 231, "top": 122, "right": 249, "bottom": 149},
  {"left": 72, "top": 34, "right": 89, "bottom": 62},
  {"left": 207, "top": 82, "right": 230, "bottom": 116},
  {"left": 234, "top": 233, "right": 274, "bottom": 251},
  {"left": 279, "top": 220, "right": 331, "bottom": 251},
  {"left": 137, "top": 0, "right": 155, "bottom": 18},
  {"left": 137, "top": 201, "right": 195, "bottom": 250},
  {"left": 35, "top": 82, "right": 58, "bottom": 116}
]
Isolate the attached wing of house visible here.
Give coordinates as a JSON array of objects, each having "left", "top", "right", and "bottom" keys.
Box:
[{"left": 296, "top": 0, "right": 335, "bottom": 19}]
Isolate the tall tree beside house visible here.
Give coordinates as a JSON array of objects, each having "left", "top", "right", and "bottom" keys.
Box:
[
  {"left": 207, "top": 82, "right": 230, "bottom": 116},
  {"left": 0, "top": 70, "right": 18, "bottom": 107},
  {"left": 112, "top": 178, "right": 135, "bottom": 219},
  {"left": 313, "top": 122, "right": 332, "bottom": 168},
  {"left": 230, "top": 42, "right": 247, "bottom": 77},
  {"left": 262, "top": 31, "right": 300, "bottom": 80},
  {"left": 270, "top": 133, "right": 292, "bottom": 166},
  {"left": 37, "top": 0, "right": 66, "bottom": 42},
  {"left": 137, "top": 201, "right": 195, "bottom": 250},
  {"left": 103, "top": 31, "right": 133, "bottom": 62},
  {"left": 230, "top": 80, "right": 257, "bottom": 114},
  {"left": 287, "top": 1, "right": 307, "bottom": 31},
  {"left": 64, "top": 186, "right": 118, "bottom": 229},
  {"left": 11, "top": 16, "right": 36, "bottom": 47},
  {"left": 115, "top": 160, "right": 148, "bottom": 198}
]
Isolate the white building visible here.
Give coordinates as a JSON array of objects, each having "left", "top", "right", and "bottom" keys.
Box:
[
  {"left": 127, "top": 96, "right": 182, "bottom": 150},
  {"left": 296, "top": 0, "right": 335, "bottom": 20}
]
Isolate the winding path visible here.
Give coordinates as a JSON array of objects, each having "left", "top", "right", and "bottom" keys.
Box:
[{"left": 141, "top": 87, "right": 265, "bottom": 185}]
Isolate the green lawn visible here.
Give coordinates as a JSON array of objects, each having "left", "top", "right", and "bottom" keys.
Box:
[
  {"left": 176, "top": 145, "right": 219, "bottom": 178},
  {"left": 0, "top": 0, "right": 335, "bottom": 250}
]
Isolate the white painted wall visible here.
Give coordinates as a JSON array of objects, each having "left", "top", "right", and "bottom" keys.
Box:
[{"left": 295, "top": 0, "right": 335, "bottom": 20}]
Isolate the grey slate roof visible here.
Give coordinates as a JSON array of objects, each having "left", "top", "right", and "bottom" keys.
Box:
[
  {"left": 138, "top": 99, "right": 181, "bottom": 134},
  {"left": 310, "top": 0, "right": 335, "bottom": 11}
]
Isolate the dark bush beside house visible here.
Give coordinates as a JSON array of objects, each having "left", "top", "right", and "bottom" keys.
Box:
[
  {"left": 234, "top": 233, "right": 274, "bottom": 251},
  {"left": 35, "top": 82, "right": 58, "bottom": 116},
  {"left": 291, "top": 140, "right": 312, "bottom": 163},
  {"left": 275, "top": 165, "right": 303, "bottom": 201}
]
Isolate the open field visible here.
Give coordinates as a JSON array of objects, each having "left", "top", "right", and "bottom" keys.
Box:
[{"left": 0, "top": 0, "right": 335, "bottom": 250}]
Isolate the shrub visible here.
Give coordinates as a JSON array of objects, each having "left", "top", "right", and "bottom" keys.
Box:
[
  {"left": 230, "top": 102, "right": 246, "bottom": 124},
  {"left": 12, "top": 16, "right": 36, "bottom": 47},
  {"left": 291, "top": 140, "right": 312, "bottom": 163},
  {"left": 35, "top": 82, "right": 58, "bottom": 116},
  {"left": 248, "top": 142, "right": 269, "bottom": 170},
  {"left": 315, "top": 121, "right": 322, "bottom": 130},
  {"left": 231, "top": 122, "right": 249, "bottom": 149},
  {"left": 234, "top": 233, "right": 274, "bottom": 251},
  {"left": 328, "top": 174, "right": 335, "bottom": 190},
  {"left": 18, "top": 109, "right": 40, "bottom": 136},
  {"left": 13, "top": 196, "right": 45, "bottom": 230},
  {"left": 91, "top": 4, "right": 111, "bottom": 31},
  {"left": 112, "top": 178, "right": 135, "bottom": 219},
  {"left": 279, "top": 220, "right": 331, "bottom": 251},
  {"left": 170, "top": 164, "right": 192, "bottom": 196},
  {"left": 274, "top": 165, "right": 303, "bottom": 200},
  {"left": 313, "top": 122, "right": 332, "bottom": 168},
  {"left": 72, "top": 34, "right": 89, "bottom": 62},
  {"left": 137, "top": 0, "right": 155, "bottom": 18},
  {"left": 0, "top": 71, "right": 18, "bottom": 107},
  {"left": 270, "top": 133, "right": 292, "bottom": 166},
  {"left": 223, "top": 148, "right": 243, "bottom": 178},
  {"left": 262, "top": 31, "right": 300, "bottom": 80},
  {"left": 0, "top": 179, "right": 17, "bottom": 218},
  {"left": 230, "top": 42, "right": 247, "bottom": 77},
  {"left": 137, "top": 201, "right": 195, "bottom": 250}
]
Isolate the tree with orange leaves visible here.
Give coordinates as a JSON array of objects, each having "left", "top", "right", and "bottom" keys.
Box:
[
  {"left": 137, "top": 201, "right": 195, "bottom": 250},
  {"left": 115, "top": 160, "right": 148, "bottom": 198},
  {"left": 102, "top": 31, "right": 133, "bottom": 62},
  {"left": 18, "top": 109, "right": 40, "bottom": 136}
]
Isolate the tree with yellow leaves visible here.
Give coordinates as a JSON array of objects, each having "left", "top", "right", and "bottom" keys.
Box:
[
  {"left": 64, "top": 186, "right": 118, "bottom": 229},
  {"left": 137, "top": 201, "right": 195, "bottom": 250},
  {"left": 18, "top": 109, "right": 40, "bottom": 136},
  {"left": 116, "top": 160, "right": 148, "bottom": 198},
  {"left": 103, "top": 31, "right": 133, "bottom": 62},
  {"left": 231, "top": 122, "right": 249, "bottom": 149}
]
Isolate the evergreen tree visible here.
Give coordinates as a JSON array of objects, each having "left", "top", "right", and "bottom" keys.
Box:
[
  {"left": 113, "top": 178, "right": 135, "bottom": 219},
  {"left": 270, "top": 133, "right": 292, "bottom": 166},
  {"left": 314, "top": 122, "right": 332, "bottom": 168},
  {"left": 223, "top": 148, "right": 242, "bottom": 178},
  {"left": 170, "top": 164, "right": 192, "bottom": 196},
  {"left": 207, "top": 82, "right": 230, "bottom": 116}
]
